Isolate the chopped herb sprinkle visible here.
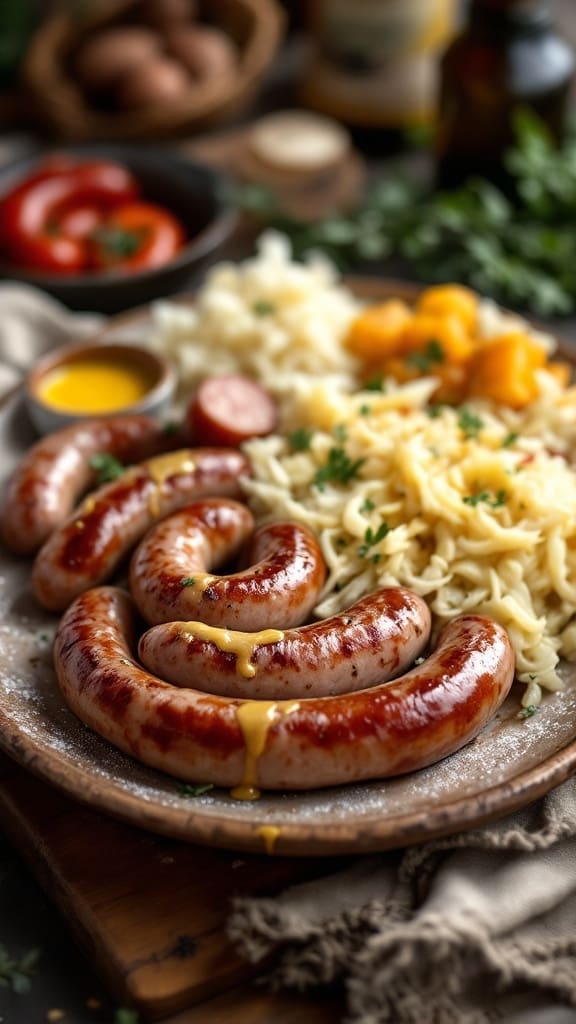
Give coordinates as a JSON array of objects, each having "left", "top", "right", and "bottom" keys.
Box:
[
  {"left": 517, "top": 704, "right": 539, "bottom": 719},
  {"left": 178, "top": 782, "right": 215, "bottom": 797},
  {"left": 89, "top": 452, "right": 125, "bottom": 484},
  {"left": 502, "top": 432, "right": 519, "bottom": 448},
  {"left": 288, "top": 427, "right": 314, "bottom": 452},
  {"left": 358, "top": 521, "right": 389, "bottom": 558},
  {"left": 180, "top": 577, "right": 196, "bottom": 587},
  {"left": 458, "top": 408, "right": 484, "bottom": 439},
  {"left": 0, "top": 945, "right": 39, "bottom": 995},
  {"left": 314, "top": 447, "right": 366, "bottom": 489},
  {"left": 463, "top": 489, "right": 506, "bottom": 508},
  {"left": 406, "top": 339, "right": 445, "bottom": 372},
  {"left": 252, "top": 299, "right": 276, "bottom": 316},
  {"left": 363, "top": 375, "right": 386, "bottom": 392}
]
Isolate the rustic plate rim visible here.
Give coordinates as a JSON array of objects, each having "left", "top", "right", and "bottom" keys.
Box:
[{"left": 1, "top": 276, "right": 575, "bottom": 857}]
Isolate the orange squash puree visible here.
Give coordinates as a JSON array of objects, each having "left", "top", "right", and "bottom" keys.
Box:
[{"left": 37, "top": 354, "right": 157, "bottom": 414}]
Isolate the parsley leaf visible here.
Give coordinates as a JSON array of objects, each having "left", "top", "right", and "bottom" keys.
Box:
[
  {"left": 88, "top": 452, "right": 125, "bottom": 484},
  {"left": 463, "top": 489, "right": 506, "bottom": 508},
  {"left": 517, "top": 704, "right": 539, "bottom": 719},
  {"left": 406, "top": 339, "right": 445, "bottom": 373},
  {"left": 502, "top": 432, "right": 519, "bottom": 448},
  {"left": 0, "top": 945, "right": 39, "bottom": 994},
  {"left": 288, "top": 427, "right": 314, "bottom": 452},
  {"left": 252, "top": 300, "right": 276, "bottom": 316},
  {"left": 458, "top": 408, "right": 484, "bottom": 439},
  {"left": 178, "top": 782, "right": 215, "bottom": 797},
  {"left": 231, "top": 113, "right": 576, "bottom": 317},
  {"left": 180, "top": 577, "right": 196, "bottom": 587},
  {"left": 363, "top": 375, "right": 386, "bottom": 392},
  {"left": 358, "top": 521, "right": 389, "bottom": 559},
  {"left": 314, "top": 447, "right": 366, "bottom": 489}
]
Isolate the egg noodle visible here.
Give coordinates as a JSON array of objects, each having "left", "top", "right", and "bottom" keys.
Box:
[{"left": 148, "top": 233, "right": 576, "bottom": 706}]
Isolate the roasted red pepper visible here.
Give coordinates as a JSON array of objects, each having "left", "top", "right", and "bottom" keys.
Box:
[
  {"left": 0, "top": 159, "right": 140, "bottom": 273},
  {"left": 89, "top": 201, "right": 186, "bottom": 272}
]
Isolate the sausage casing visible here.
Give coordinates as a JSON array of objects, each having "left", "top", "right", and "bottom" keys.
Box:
[
  {"left": 1, "top": 414, "right": 182, "bottom": 554},
  {"left": 32, "top": 449, "right": 250, "bottom": 611},
  {"left": 130, "top": 498, "right": 327, "bottom": 630},
  {"left": 54, "top": 587, "right": 515, "bottom": 791},
  {"left": 138, "top": 587, "right": 431, "bottom": 699}
]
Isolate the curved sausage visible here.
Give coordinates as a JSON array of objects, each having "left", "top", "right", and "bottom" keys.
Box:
[
  {"left": 138, "top": 587, "right": 431, "bottom": 699},
  {"left": 32, "top": 449, "right": 250, "bottom": 612},
  {"left": 1, "top": 414, "right": 185, "bottom": 555},
  {"left": 130, "top": 498, "right": 327, "bottom": 630},
  {"left": 54, "top": 587, "right": 515, "bottom": 792},
  {"left": 187, "top": 375, "right": 278, "bottom": 447}
]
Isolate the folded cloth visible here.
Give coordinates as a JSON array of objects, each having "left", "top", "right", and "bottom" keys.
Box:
[
  {"left": 0, "top": 283, "right": 103, "bottom": 399},
  {"left": 229, "top": 777, "right": 576, "bottom": 1023}
]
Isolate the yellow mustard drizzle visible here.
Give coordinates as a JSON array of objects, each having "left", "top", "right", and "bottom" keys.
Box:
[
  {"left": 255, "top": 825, "right": 281, "bottom": 855},
  {"left": 178, "top": 622, "right": 284, "bottom": 679},
  {"left": 145, "top": 451, "right": 196, "bottom": 517},
  {"left": 180, "top": 572, "right": 218, "bottom": 595},
  {"left": 231, "top": 700, "right": 300, "bottom": 802}
]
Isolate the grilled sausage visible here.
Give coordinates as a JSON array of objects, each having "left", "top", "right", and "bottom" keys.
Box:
[
  {"left": 1, "top": 414, "right": 183, "bottom": 555},
  {"left": 138, "top": 586, "right": 431, "bottom": 699},
  {"left": 130, "top": 498, "right": 327, "bottom": 630},
  {"left": 32, "top": 449, "right": 250, "bottom": 611},
  {"left": 54, "top": 586, "right": 515, "bottom": 792}
]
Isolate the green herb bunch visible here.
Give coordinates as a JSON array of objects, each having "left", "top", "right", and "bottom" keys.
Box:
[{"left": 236, "top": 112, "right": 576, "bottom": 317}]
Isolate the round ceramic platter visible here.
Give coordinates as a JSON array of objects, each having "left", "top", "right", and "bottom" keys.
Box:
[{"left": 1, "top": 281, "right": 576, "bottom": 858}]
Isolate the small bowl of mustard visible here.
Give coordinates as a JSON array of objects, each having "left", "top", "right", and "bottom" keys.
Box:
[{"left": 25, "top": 340, "right": 176, "bottom": 435}]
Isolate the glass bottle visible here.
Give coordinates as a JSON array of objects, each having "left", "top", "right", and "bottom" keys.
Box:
[{"left": 436, "top": 0, "right": 575, "bottom": 189}]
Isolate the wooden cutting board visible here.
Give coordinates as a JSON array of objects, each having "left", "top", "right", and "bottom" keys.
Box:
[{"left": 0, "top": 752, "right": 344, "bottom": 1023}]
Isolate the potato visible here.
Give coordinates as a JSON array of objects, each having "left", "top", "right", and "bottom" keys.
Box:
[
  {"left": 165, "top": 25, "right": 237, "bottom": 82},
  {"left": 118, "top": 57, "right": 192, "bottom": 108},
  {"left": 75, "top": 27, "right": 162, "bottom": 91}
]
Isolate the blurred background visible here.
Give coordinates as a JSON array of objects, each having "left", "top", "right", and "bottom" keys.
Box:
[{"left": 0, "top": 0, "right": 575, "bottom": 317}]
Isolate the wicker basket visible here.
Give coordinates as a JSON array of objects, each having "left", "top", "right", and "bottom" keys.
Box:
[{"left": 22, "top": 0, "right": 285, "bottom": 140}]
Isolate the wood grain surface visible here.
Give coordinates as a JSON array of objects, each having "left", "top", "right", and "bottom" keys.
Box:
[{"left": 0, "top": 752, "right": 343, "bottom": 1022}]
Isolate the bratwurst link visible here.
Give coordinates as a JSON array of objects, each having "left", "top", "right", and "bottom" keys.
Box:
[
  {"left": 138, "top": 587, "right": 432, "bottom": 700},
  {"left": 54, "top": 587, "right": 515, "bottom": 792},
  {"left": 129, "top": 498, "right": 327, "bottom": 631},
  {"left": 32, "top": 448, "right": 250, "bottom": 611},
  {"left": 0, "top": 413, "right": 181, "bottom": 555}
]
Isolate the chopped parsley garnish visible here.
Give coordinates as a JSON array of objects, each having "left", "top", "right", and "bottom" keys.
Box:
[
  {"left": 406, "top": 339, "right": 445, "bottom": 373},
  {"left": 115, "top": 1011, "right": 140, "bottom": 1024},
  {"left": 517, "top": 704, "right": 539, "bottom": 719},
  {"left": 89, "top": 452, "right": 125, "bottom": 484},
  {"left": 358, "top": 521, "right": 389, "bottom": 559},
  {"left": 314, "top": 447, "right": 366, "bottom": 489},
  {"left": 0, "top": 945, "right": 39, "bottom": 994},
  {"left": 502, "top": 432, "right": 519, "bottom": 448},
  {"left": 333, "top": 423, "right": 348, "bottom": 443},
  {"left": 180, "top": 577, "right": 196, "bottom": 587},
  {"left": 288, "top": 426, "right": 314, "bottom": 452},
  {"left": 363, "top": 375, "right": 386, "bottom": 392},
  {"left": 463, "top": 489, "right": 506, "bottom": 508},
  {"left": 426, "top": 403, "right": 444, "bottom": 419},
  {"left": 178, "top": 782, "right": 215, "bottom": 797},
  {"left": 360, "top": 497, "right": 376, "bottom": 513},
  {"left": 359, "top": 404, "right": 372, "bottom": 416},
  {"left": 252, "top": 299, "right": 276, "bottom": 316},
  {"left": 458, "top": 407, "right": 484, "bottom": 439}
]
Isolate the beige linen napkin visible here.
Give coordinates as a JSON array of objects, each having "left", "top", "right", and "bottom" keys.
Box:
[
  {"left": 0, "top": 282, "right": 103, "bottom": 399},
  {"left": 229, "top": 781, "right": 576, "bottom": 1023}
]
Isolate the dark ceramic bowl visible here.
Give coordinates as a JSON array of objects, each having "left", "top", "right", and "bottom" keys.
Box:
[{"left": 0, "top": 144, "right": 237, "bottom": 314}]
